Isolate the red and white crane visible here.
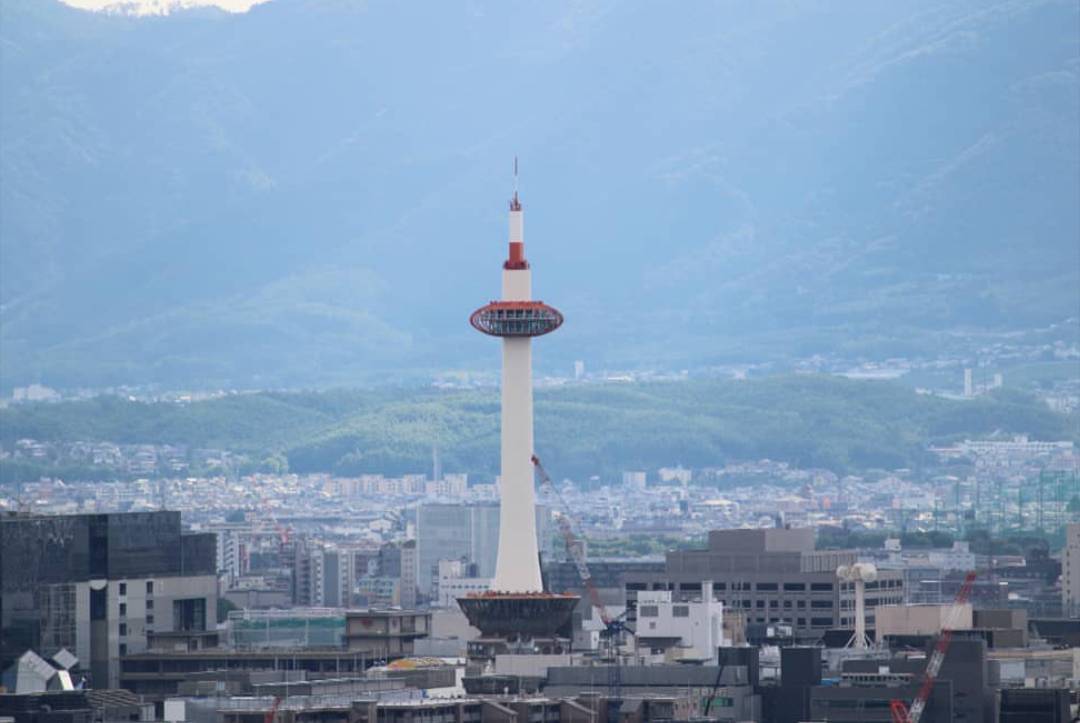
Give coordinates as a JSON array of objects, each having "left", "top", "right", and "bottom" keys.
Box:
[
  {"left": 531, "top": 454, "right": 616, "bottom": 627},
  {"left": 532, "top": 455, "right": 632, "bottom": 709},
  {"left": 889, "top": 571, "right": 977, "bottom": 723}
]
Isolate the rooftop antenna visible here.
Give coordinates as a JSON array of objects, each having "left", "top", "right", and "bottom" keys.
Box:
[{"left": 510, "top": 156, "right": 521, "bottom": 211}]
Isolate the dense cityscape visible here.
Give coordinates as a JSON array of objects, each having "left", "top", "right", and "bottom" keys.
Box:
[
  {"left": 3, "top": 1, "right": 1079, "bottom": 722},
  {"left": 4, "top": 227, "right": 1078, "bottom": 723}
]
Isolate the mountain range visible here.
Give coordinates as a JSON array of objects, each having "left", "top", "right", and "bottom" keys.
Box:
[{"left": 2, "top": 0, "right": 1077, "bottom": 390}]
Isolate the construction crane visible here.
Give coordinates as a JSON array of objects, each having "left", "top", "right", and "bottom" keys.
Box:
[
  {"left": 532, "top": 455, "right": 633, "bottom": 711},
  {"left": 264, "top": 695, "right": 282, "bottom": 723},
  {"left": 701, "top": 659, "right": 727, "bottom": 717},
  {"left": 889, "top": 571, "right": 977, "bottom": 723}
]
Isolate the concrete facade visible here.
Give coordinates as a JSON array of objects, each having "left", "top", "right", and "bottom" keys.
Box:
[
  {"left": 344, "top": 610, "right": 431, "bottom": 660},
  {"left": 807, "top": 637, "right": 994, "bottom": 723},
  {"left": 875, "top": 602, "right": 973, "bottom": 639},
  {"left": 635, "top": 581, "right": 727, "bottom": 661},
  {"left": 1062, "top": 523, "right": 1080, "bottom": 617},
  {"left": 1, "top": 511, "right": 217, "bottom": 689},
  {"left": 623, "top": 528, "right": 903, "bottom": 642},
  {"left": 415, "top": 504, "right": 551, "bottom": 597}
]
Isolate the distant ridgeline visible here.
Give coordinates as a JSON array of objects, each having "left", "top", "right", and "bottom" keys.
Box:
[
  {"left": 1, "top": 1, "right": 1077, "bottom": 390},
  {"left": 1, "top": 376, "right": 1075, "bottom": 483}
]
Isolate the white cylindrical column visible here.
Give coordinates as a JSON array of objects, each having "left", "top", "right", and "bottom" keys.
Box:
[
  {"left": 491, "top": 201, "right": 542, "bottom": 593},
  {"left": 854, "top": 578, "right": 866, "bottom": 649},
  {"left": 493, "top": 333, "right": 542, "bottom": 592}
]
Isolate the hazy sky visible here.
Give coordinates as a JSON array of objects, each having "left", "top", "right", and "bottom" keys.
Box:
[{"left": 61, "top": 0, "right": 269, "bottom": 15}]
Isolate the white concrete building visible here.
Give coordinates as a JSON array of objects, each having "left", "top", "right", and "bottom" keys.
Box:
[
  {"left": 926, "top": 541, "right": 976, "bottom": 572},
  {"left": 432, "top": 559, "right": 490, "bottom": 609},
  {"left": 634, "top": 581, "right": 727, "bottom": 662},
  {"left": 874, "top": 603, "right": 973, "bottom": 639},
  {"left": 1063, "top": 523, "right": 1080, "bottom": 618}
]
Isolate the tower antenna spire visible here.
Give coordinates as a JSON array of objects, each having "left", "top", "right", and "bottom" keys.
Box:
[{"left": 510, "top": 156, "right": 521, "bottom": 211}]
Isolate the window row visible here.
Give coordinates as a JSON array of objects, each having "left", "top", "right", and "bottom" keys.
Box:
[
  {"left": 119, "top": 600, "right": 153, "bottom": 616},
  {"left": 724, "top": 598, "right": 834, "bottom": 610},
  {"left": 117, "top": 581, "right": 155, "bottom": 595},
  {"left": 750, "top": 616, "right": 835, "bottom": 628}
]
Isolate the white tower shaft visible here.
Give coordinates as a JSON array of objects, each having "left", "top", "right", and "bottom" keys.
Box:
[
  {"left": 854, "top": 578, "right": 867, "bottom": 649},
  {"left": 492, "top": 205, "right": 543, "bottom": 592}
]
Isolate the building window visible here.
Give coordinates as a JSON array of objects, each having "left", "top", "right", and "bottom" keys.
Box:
[
  {"left": 811, "top": 600, "right": 834, "bottom": 609},
  {"left": 783, "top": 601, "right": 792, "bottom": 609},
  {"left": 119, "top": 644, "right": 127, "bottom": 656},
  {"left": 811, "top": 617, "right": 833, "bottom": 627},
  {"left": 147, "top": 615, "right": 154, "bottom": 625},
  {"left": 146, "top": 600, "right": 153, "bottom": 610},
  {"left": 173, "top": 598, "right": 207, "bottom": 632},
  {"left": 146, "top": 581, "right": 154, "bottom": 595},
  {"left": 755, "top": 600, "right": 765, "bottom": 609},
  {"left": 673, "top": 605, "right": 690, "bottom": 618},
  {"left": 797, "top": 618, "right": 806, "bottom": 626},
  {"left": 797, "top": 601, "right": 806, "bottom": 609},
  {"left": 810, "top": 583, "right": 833, "bottom": 592},
  {"left": 119, "top": 603, "right": 127, "bottom": 617},
  {"left": 756, "top": 582, "right": 778, "bottom": 591},
  {"left": 714, "top": 583, "right": 726, "bottom": 590},
  {"left": 119, "top": 623, "right": 127, "bottom": 636},
  {"left": 742, "top": 600, "right": 752, "bottom": 609},
  {"left": 639, "top": 605, "right": 659, "bottom": 618},
  {"left": 769, "top": 600, "right": 778, "bottom": 609},
  {"left": 783, "top": 582, "right": 805, "bottom": 591},
  {"left": 118, "top": 582, "right": 127, "bottom": 596}
]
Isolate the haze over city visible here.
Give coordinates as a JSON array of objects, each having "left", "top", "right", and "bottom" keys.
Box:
[{"left": 1, "top": 2, "right": 1078, "bottom": 722}]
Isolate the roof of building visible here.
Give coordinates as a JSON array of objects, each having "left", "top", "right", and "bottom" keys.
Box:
[{"left": 0, "top": 651, "right": 58, "bottom": 694}]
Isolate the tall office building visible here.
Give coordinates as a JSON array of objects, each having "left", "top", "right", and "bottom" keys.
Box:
[
  {"left": 0, "top": 511, "right": 217, "bottom": 688},
  {"left": 415, "top": 503, "right": 553, "bottom": 597},
  {"left": 1063, "top": 523, "right": 1080, "bottom": 618},
  {"left": 399, "top": 540, "right": 418, "bottom": 609},
  {"left": 206, "top": 522, "right": 251, "bottom": 584},
  {"left": 290, "top": 540, "right": 360, "bottom": 608}
]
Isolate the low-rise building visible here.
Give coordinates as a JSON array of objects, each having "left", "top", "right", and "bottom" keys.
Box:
[
  {"left": 623, "top": 528, "right": 903, "bottom": 643},
  {"left": 874, "top": 602, "right": 973, "bottom": 640},
  {"left": 344, "top": 610, "right": 431, "bottom": 660},
  {"left": 634, "top": 581, "right": 727, "bottom": 661}
]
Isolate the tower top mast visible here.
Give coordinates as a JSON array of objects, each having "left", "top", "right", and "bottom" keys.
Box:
[{"left": 510, "top": 156, "right": 521, "bottom": 211}]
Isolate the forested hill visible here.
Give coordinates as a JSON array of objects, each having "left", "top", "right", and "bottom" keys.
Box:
[
  {"left": 2, "top": 0, "right": 1077, "bottom": 390},
  {"left": 2, "top": 376, "right": 1075, "bottom": 482}
]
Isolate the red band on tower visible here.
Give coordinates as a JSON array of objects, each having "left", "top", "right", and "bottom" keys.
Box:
[{"left": 504, "top": 241, "right": 528, "bottom": 270}]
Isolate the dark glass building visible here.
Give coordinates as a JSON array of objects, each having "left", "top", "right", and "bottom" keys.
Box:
[{"left": 1, "top": 511, "right": 217, "bottom": 689}]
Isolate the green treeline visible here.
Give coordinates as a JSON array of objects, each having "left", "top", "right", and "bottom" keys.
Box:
[{"left": 1, "top": 376, "right": 1075, "bottom": 484}]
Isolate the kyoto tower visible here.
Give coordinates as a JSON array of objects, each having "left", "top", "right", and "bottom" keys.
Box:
[{"left": 458, "top": 167, "right": 577, "bottom": 657}]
